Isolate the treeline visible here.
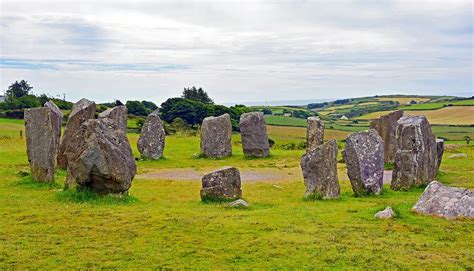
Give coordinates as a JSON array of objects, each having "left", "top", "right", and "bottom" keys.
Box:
[{"left": 1, "top": 81, "right": 249, "bottom": 131}]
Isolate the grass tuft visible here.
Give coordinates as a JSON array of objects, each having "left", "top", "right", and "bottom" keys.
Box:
[{"left": 55, "top": 188, "right": 139, "bottom": 204}]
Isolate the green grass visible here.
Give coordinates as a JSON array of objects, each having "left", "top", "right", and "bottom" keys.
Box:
[
  {"left": 1, "top": 118, "right": 473, "bottom": 269},
  {"left": 400, "top": 99, "right": 474, "bottom": 110},
  {"left": 264, "top": 115, "right": 308, "bottom": 127}
]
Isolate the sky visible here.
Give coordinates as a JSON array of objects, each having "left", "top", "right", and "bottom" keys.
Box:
[{"left": 0, "top": 0, "right": 472, "bottom": 105}]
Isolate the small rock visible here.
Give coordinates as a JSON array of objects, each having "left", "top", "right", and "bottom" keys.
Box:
[
  {"left": 448, "top": 153, "right": 467, "bottom": 159},
  {"left": 227, "top": 199, "right": 249, "bottom": 208},
  {"left": 374, "top": 206, "right": 395, "bottom": 219}
]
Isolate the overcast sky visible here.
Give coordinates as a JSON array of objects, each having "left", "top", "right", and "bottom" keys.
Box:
[{"left": 0, "top": 0, "right": 472, "bottom": 104}]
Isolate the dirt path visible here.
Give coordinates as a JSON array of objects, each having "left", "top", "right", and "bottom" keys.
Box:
[{"left": 137, "top": 168, "right": 394, "bottom": 184}]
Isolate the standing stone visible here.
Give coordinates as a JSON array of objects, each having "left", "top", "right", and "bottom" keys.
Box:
[
  {"left": 200, "top": 167, "right": 242, "bottom": 201},
  {"left": 412, "top": 181, "right": 474, "bottom": 219},
  {"left": 391, "top": 115, "right": 437, "bottom": 190},
  {"left": 137, "top": 110, "right": 165, "bottom": 160},
  {"left": 24, "top": 107, "right": 58, "bottom": 182},
  {"left": 239, "top": 112, "right": 270, "bottom": 157},
  {"left": 344, "top": 129, "right": 385, "bottom": 196},
  {"left": 301, "top": 139, "right": 340, "bottom": 199},
  {"left": 200, "top": 113, "right": 232, "bottom": 158},
  {"left": 370, "top": 110, "right": 403, "bottom": 163},
  {"left": 436, "top": 138, "right": 444, "bottom": 171},
  {"left": 44, "top": 100, "right": 63, "bottom": 150},
  {"left": 307, "top": 117, "right": 324, "bottom": 151},
  {"left": 65, "top": 118, "right": 136, "bottom": 194},
  {"left": 98, "top": 106, "right": 128, "bottom": 135},
  {"left": 57, "top": 98, "right": 96, "bottom": 169}
]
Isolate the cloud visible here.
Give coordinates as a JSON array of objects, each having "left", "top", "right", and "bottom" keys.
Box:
[{"left": 0, "top": 0, "right": 472, "bottom": 104}]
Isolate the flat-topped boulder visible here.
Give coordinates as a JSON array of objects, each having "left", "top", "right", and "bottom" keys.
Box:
[
  {"left": 370, "top": 110, "right": 403, "bottom": 163},
  {"left": 24, "top": 107, "right": 59, "bottom": 182},
  {"left": 391, "top": 115, "right": 437, "bottom": 190},
  {"left": 344, "top": 129, "right": 385, "bottom": 196},
  {"left": 412, "top": 181, "right": 473, "bottom": 219},
  {"left": 200, "top": 167, "right": 242, "bottom": 201},
  {"left": 301, "top": 139, "right": 340, "bottom": 199},
  {"left": 307, "top": 117, "right": 324, "bottom": 151},
  {"left": 57, "top": 98, "right": 96, "bottom": 169},
  {"left": 65, "top": 118, "right": 136, "bottom": 194},
  {"left": 137, "top": 110, "right": 166, "bottom": 160},
  {"left": 44, "top": 100, "right": 63, "bottom": 150},
  {"left": 239, "top": 112, "right": 270, "bottom": 157},
  {"left": 98, "top": 105, "right": 128, "bottom": 134},
  {"left": 200, "top": 113, "right": 232, "bottom": 158}
]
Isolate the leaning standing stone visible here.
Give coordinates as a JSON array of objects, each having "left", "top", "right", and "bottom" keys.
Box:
[
  {"left": 98, "top": 105, "right": 128, "bottom": 135},
  {"left": 137, "top": 110, "right": 166, "bottom": 159},
  {"left": 44, "top": 100, "right": 63, "bottom": 151},
  {"left": 301, "top": 139, "right": 340, "bottom": 199},
  {"left": 24, "top": 107, "right": 58, "bottom": 182},
  {"left": 370, "top": 110, "right": 403, "bottom": 163},
  {"left": 391, "top": 115, "right": 437, "bottom": 190},
  {"left": 239, "top": 112, "right": 270, "bottom": 157},
  {"left": 65, "top": 118, "right": 136, "bottom": 194},
  {"left": 200, "top": 167, "right": 242, "bottom": 201},
  {"left": 307, "top": 116, "right": 324, "bottom": 151},
  {"left": 412, "top": 181, "right": 473, "bottom": 219},
  {"left": 200, "top": 113, "right": 232, "bottom": 158},
  {"left": 436, "top": 138, "right": 444, "bottom": 171},
  {"left": 344, "top": 129, "right": 385, "bottom": 196},
  {"left": 57, "top": 98, "right": 96, "bottom": 169}
]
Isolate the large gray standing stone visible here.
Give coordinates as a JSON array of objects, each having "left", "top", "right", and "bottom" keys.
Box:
[
  {"left": 436, "top": 138, "right": 444, "bottom": 171},
  {"left": 239, "top": 112, "right": 270, "bottom": 157},
  {"left": 200, "top": 113, "right": 232, "bottom": 158},
  {"left": 370, "top": 110, "right": 403, "bottom": 163},
  {"left": 344, "top": 129, "right": 385, "bottom": 196},
  {"left": 137, "top": 110, "right": 165, "bottom": 160},
  {"left": 301, "top": 139, "right": 340, "bottom": 199},
  {"left": 44, "top": 100, "right": 63, "bottom": 150},
  {"left": 307, "top": 117, "right": 324, "bottom": 151},
  {"left": 412, "top": 181, "right": 473, "bottom": 219},
  {"left": 24, "top": 107, "right": 59, "bottom": 182},
  {"left": 65, "top": 118, "right": 136, "bottom": 194},
  {"left": 391, "top": 115, "right": 438, "bottom": 190},
  {"left": 200, "top": 167, "right": 242, "bottom": 201},
  {"left": 57, "top": 98, "right": 96, "bottom": 169},
  {"left": 98, "top": 105, "right": 128, "bottom": 134}
]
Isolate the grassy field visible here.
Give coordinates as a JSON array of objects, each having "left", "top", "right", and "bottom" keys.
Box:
[
  {"left": 399, "top": 99, "right": 474, "bottom": 110},
  {"left": 265, "top": 115, "right": 307, "bottom": 127},
  {"left": 377, "top": 97, "right": 431, "bottom": 104},
  {"left": 1, "top": 118, "right": 473, "bottom": 269},
  {"left": 358, "top": 106, "right": 474, "bottom": 126}
]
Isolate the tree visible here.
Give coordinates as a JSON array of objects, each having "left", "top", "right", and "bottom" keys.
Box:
[
  {"left": 262, "top": 108, "right": 272, "bottom": 115},
  {"left": 141, "top": 100, "right": 158, "bottom": 111},
  {"left": 126, "top": 101, "right": 147, "bottom": 116},
  {"left": 160, "top": 98, "right": 208, "bottom": 125},
  {"left": 115, "top": 100, "right": 124, "bottom": 106},
  {"left": 5, "top": 80, "right": 33, "bottom": 100},
  {"left": 182, "top": 86, "right": 214, "bottom": 104}
]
